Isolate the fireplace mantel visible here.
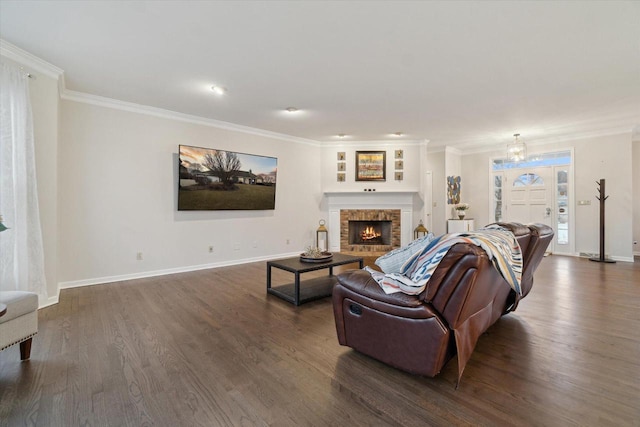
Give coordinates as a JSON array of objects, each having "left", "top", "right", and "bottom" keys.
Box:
[
  {"left": 323, "top": 190, "right": 419, "bottom": 196},
  {"left": 325, "top": 191, "right": 419, "bottom": 252}
]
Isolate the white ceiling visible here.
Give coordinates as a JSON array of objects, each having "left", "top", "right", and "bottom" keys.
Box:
[{"left": 1, "top": 1, "right": 639, "bottom": 150}]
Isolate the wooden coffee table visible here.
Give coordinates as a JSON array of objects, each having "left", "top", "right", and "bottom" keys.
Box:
[{"left": 267, "top": 253, "right": 364, "bottom": 306}]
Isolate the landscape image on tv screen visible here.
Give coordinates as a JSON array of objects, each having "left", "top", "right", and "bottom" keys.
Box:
[{"left": 178, "top": 145, "right": 278, "bottom": 210}]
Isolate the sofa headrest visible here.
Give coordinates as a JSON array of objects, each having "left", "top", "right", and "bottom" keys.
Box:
[
  {"left": 492, "top": 222, "right": 530, "bottom": 237},
  {"left": 487, "top": 222, "right": 533, "bottom": 256}
]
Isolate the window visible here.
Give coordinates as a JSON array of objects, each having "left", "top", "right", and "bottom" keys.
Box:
[
  {"left": 557, "top": 169, "right": 569, "bottom": 245},
  {"left": 513, "top": 173, "right": 544, "bottom": 187},
  {"left": 493, "top": 175, "right": 503, "bottom": 222},
  {"left": 493, "top": 151, "right": 571, "bottom": 171}
]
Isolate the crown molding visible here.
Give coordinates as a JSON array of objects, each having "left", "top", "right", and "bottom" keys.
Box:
[
  {"left": 321, "top": 139, "right": 428, "bottom": 148},
  {"left": 460, "top": 125, "right": 636, "bottom": 156},
  {"left": 431, "top": 113, "right": 639, "bottom": 156},
  {"left": 0, "top": 39, "right": 64, "bottom": 79},
  {"left": 60, "top": 89, "right": 322, "bottom": 147}
]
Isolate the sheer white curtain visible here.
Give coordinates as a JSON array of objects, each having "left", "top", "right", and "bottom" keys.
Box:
[{"left": 0, "top": 61, "right": 47, "bottom": 299}]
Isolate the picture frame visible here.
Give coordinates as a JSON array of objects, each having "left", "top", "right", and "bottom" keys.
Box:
[
  {"left": 355, "top": 151, "right": 386, "bottom": 181},
  {"left": 395, "top": 160, "right": 403, "bottom": 170},
  {"left": 395, "top": 149, "right": 403, "bottom": 159},
  {"left": 337, "top": 162, "right": 346, "bottom": 171},
  {"left": 395, "top": 171, "right": 403, "bottom": 181},
  {"left": 337, "top": 172, "right": 346, "bottom": 182},
  {"left": 337, "top": 152, "right": 346, "bottom": 161}
]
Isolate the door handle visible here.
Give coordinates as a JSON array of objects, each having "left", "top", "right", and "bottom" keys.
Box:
[{"left": 545, "top": 207, "right": 551, "bottom": 216}]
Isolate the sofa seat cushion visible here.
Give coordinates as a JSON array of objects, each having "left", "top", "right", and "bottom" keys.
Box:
[{"left": 0, "top": 291, "right": 38, "bottom": 324}]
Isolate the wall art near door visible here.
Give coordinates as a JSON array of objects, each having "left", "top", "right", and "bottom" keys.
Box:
[
  {"left": 355, "top": 151, "right": 386, "bottom": 181},
  {"left": 178, "top": 144, "right": 277, "bottom": 210},
  {"left": 447, "top": 175, "right": 461, "bottom": 204}
]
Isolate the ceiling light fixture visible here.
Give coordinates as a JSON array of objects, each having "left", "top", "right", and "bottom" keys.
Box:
[
  {"left": 285, "top": 107, "right": 298, "bottom": 113},
  {"left": 393, "top": 132, "right": 403, "bottom": 137},
  {"left": 337, "top": 133, "right": 346, "bottom": 138},
  {"left": 507, "top": 133, "right": 527, "bottom": 162},
  {"left": 211, "top": 85, "right": 227, "bottom": 95}
]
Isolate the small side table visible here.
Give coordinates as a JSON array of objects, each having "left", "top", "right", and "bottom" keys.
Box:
[{"left": 448, "top": 219, "right": 475, "bottom": 233}]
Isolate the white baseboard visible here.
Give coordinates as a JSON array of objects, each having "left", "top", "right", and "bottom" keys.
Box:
[
  {"left": 573, "top": 252, "right": 635, "bottom": 263},
  {"left": 40, "top": 295, "right": 59, "bottom": 309},
  {"left": 611, "top": 255, "right": 635, "bottom": 263},
  {"left": 551, "top": 252, "right": 635, "bottom": 263},
  {"left": 57, "top": 252, "right": 301, "bottom": 290}
]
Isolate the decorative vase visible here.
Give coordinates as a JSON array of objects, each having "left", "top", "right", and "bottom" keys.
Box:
[{"left": 457, "top": 210, "right": 466, "bottom": 220}]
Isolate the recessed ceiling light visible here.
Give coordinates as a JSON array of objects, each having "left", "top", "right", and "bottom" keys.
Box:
[
  {"left": 211, "top": 85, "right": 227, "bottom": 95},
  {"left": 285, "top": 107, "right": 298, "bottom": 113},
  {"left": 393, "top": 132, "right": 403, "bottom": 137},
  {"left": 338, "top": 133, "right": 346, "bottom": 138}
]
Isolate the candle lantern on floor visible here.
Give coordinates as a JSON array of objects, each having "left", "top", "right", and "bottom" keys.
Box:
[
  {"left": 316, "top": 219, "right": 328, "bottom": 252},
  {"left": 414, "top": 220, "right": 428, "bottom": 240}
]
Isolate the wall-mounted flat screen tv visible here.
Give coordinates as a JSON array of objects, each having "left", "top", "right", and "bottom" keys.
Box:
[{"left": 178, "top": 145, "right": 278, "bottom": 210}]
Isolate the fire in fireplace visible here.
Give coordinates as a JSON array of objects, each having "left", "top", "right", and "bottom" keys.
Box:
[{"left": 349, "top": 220, "right": 392, "bottom": 245}]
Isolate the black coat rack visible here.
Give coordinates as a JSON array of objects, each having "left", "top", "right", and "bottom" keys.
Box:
[{"left": 589, "top": 179, "right": 616, "bottom": 263}]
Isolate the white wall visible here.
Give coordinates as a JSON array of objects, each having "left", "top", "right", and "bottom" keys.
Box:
[
  {"left": 427, "top": 151, "right": 446, "bottom": 236},
  {"left": 461, "top": 132, "right": 634, "bottom": 261},
  {"left": 461, "top": 151, "right": 490, "bottom": 229},
  {"left": 633, "top": 139, "right": 640, "bottom": 256},
  {"left": 58, "top": 100, "right": 322, "bottom": 286},
  {"left": 320, "top": 141, "right": 423, "bottom": 192}
]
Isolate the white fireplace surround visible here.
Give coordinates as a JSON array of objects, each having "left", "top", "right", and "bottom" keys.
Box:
[{"left": 325, "top": 191, "right": 418, "bottom": 253}]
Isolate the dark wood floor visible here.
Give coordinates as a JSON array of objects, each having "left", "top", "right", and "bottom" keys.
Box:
[{"left": 1, "top": 255, "right": 639, "bottom": 426}]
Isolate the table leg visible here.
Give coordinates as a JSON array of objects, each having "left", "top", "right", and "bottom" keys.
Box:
[
  {"left": 267, "top": 264, "right": 272, "bottom": 290},
  {"left": 294, "top": 271, "right": 300, "bottom": 306}
]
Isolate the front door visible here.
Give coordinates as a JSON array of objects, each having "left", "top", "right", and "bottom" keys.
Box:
[{"left": 505, "top": 167, "right": 554, "bottom": 251}]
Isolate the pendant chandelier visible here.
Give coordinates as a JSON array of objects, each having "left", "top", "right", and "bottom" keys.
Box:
[{"left": 507, "top": 133, "right": 527, "bottom": 162}]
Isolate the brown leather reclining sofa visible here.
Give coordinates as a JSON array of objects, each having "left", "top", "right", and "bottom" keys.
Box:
[{"left": 332, "top": 222, "right": 554, "bottom": 386}]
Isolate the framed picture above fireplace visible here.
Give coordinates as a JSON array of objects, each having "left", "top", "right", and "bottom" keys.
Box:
[{"left": 355, "top": 151, "right": 386, "bottom": 181}]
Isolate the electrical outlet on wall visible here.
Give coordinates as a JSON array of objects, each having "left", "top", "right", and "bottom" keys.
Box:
[
  {"left": 136, "top": 252, "right": 143, "bottom": 261},
  {"left": 208, "top": 245, "right": 214, "bottom": 253}
]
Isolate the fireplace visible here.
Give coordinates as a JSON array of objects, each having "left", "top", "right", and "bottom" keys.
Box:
[
  {"left": 340, "top": 209, "right": 401, "bottom": 253},
  {"left": 348, "top": 220, "right": 392, "bottom": 245},
  {"left": 326, "top": 191, "right": 416, "bottom": 252}
]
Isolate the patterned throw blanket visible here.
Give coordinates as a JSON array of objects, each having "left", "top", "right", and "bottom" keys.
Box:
[{"left": 365, "top": 225, "right": 523, "bottom": 296}]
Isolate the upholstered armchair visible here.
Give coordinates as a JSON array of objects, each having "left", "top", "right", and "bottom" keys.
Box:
[{"left": 0, "top": 291, "right": 39, "bottom": 360}]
